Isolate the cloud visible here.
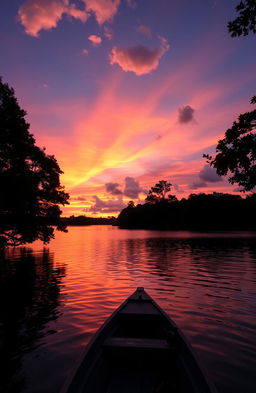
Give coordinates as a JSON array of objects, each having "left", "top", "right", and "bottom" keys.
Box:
[
  {"left": 125, "top": 0, "right": 137, "bottom": 8},
  {"left": 68, "top": 3, "right": 88, "bottom": 20},
  {"left": 124, "top": 177, "right": 142, "bottom": 198},
  {"left": 82, "top": 48, "right": 89, "bottom": 55},
  {"left": 105, "top": 182, "right": 123, "bottom": 195},
  {"left": 84, "top": 0, "right": 121, "bottom": 24},
  {"left": 109, "top": 36, "right": 170, "bottom": 75},
  {"left": 89, "top": 195, "right": 125, "bottom": 213},
  {"left": 88, "top": 34, "right": 102, "bottom": 46},
  {"left": 137, "top": 24, "right": 152, "bottom": 38},
  {"left": 18, "top": 0, "right": 122, "bottom": 37},
  {"left": 189, "top": 181, "right": 207, "bottom": 190},
  {"left": 173, "top": 183, "right": 184, "bottom": 194},
  {"left": 40, "top": 83, "right": 49, "bottom": 88},
  {"left": 178, "top": 105, "right": 195, "bottom": 123},
  {"left": 72, "top": 195, "right": 87, "bottom": 201},
  {"left": 103, "top": 25, "right": 113, "bottom": 39},
  {"left": 189, "top": 165, "right": 222, "bottom": 189},
  {"left": 199, "top": 165, "right": 222, "bottom": 183},
  {"left": 18, "top": 0, "right": 88, "bottom": 37}
]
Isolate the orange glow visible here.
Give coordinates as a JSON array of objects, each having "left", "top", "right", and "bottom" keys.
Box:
[{"left": 25, "top": 49, "right": 255, "bottom": 217}]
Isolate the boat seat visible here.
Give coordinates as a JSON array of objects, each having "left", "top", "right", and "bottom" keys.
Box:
[
  {"left": 103, "top": 337, "right": 169, "bottom": 351},
  {"left": 120, "top": 302, "right": 159, "bottom": 315}
]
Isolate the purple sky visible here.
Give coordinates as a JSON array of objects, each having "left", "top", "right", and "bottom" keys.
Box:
[{"left": 1, "top": 0, "right": 255, "bottom": 216}]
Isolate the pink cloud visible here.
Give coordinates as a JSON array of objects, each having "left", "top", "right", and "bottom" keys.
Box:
[
  {"left": 23, "top": 40, "right": 255, "bottom": 216},
  {"left": 103, "top": 25, "right": 113, "bottom": 39},
  {"left": 40, "top": 83, "right": 49, "bottom": 88},
  {"left": 137, "top": 24, "right": 152, "bottom": 38},
  {"left": 82, "top": 48, "right": 89, "bottom": 55},
  {"left": 88, "top": 195, "right": 126, "bottom": 213},
  {"left": 109, "top": 36, "right": 170, "bottom": 75},
  {"left": 18, "top": 0, "right": 129, "bottom": 38},
  {"left": 84, "top": 0, "right": 121, "bottom": 24},
  {"left": 67, "top": 3, "right": 89, "bottom": 21},
  {"left": 88, "top": 34, "right": 102, "bottom": 46},
  {"left": 18, "top": 0, "right": 88, "bottom": 37}
]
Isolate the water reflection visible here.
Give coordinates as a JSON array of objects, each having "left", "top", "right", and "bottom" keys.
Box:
[
  {"left": 1, "top": 227, "right": 256, "bottom": 393},
  {"left": 0, "top": 248, "right": 65, "bottom": 393}
]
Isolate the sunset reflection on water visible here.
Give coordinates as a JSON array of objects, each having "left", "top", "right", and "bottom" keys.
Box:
[{"left": 1, "top": 226, "right": 256, "bottom": 393}]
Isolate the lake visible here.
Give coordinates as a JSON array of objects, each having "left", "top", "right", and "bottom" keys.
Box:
[{"left": 1, "top": 226, "right": 256, "bottom": 393}]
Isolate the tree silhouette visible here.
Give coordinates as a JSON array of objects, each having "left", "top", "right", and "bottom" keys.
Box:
[
  {"left": 117, "top": 191, "right": 256, "bottom": 230},
  {"left": 0, "top": 77, "right": 69, "bottom": 247},
  {"left": 204, "top": 97, "right": 256, "bottom": 191},
  {"left": 204, "top": 4, "right": 256, "bottom": 191},
  {"left": 145, "top": 180, "right": 172, "bottom": 203},
  {"left": 127, "top": 200, "right": 135, "bottom": 208},
  {"left": 228, "top": 0, "right": 256, "bottom": 37}
]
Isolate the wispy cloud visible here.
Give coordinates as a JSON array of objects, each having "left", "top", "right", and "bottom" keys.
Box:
[
  {"left": 137, "top": 24, "right": 152, "bottom": 38},
  {"left": 25, "top": 41, "right": 254, "bottom": 216},
  {"left": 125, "top": 0, "right": 137, "bottom": 8},
  {"left": 103, "top": 25, "right": 113, "bottom": 39}
]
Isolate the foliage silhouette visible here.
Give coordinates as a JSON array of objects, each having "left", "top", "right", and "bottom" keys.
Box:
[
  {"left": 145, "top": 180, "right": 174, "bottom": 203},
  {"left": 228, "top": 0, "right": 256, "bottom": 37},
  {"left": 60, "top": 215, "right": 116, "bottom": 226},
  {"left": 204, "top": 96, "right": 256, "bottom": 192},
  {"left": 0, "top": 78, "right": 69, "bottom": 247},
  {"left": 0, "top": 248, "right": 66, "bottom": 392},
  {"left": 117, "top": 187, "right": 256, "bottom": 230},
  {"left": 205, "top": 6, "right": 256, "bottom": 191}
]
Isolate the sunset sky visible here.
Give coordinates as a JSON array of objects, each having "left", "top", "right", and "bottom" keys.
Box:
[{"left": 1, "top": 0, "right": 255, "bottom": 216}]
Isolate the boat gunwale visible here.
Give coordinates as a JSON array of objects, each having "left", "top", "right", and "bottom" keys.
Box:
[
  {"left": 60, "top": 287, "right": 218, "bottom": 393},
  {"left": 60, "top": 293, "right": 132, "bottom": 393}
]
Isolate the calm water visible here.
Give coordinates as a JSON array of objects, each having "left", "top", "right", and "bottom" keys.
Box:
[{"left": 1, "top": 226, "right": 256, "bottom": 393}]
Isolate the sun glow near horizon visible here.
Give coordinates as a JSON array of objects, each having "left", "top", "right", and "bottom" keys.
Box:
[{"left": 2, "top": 0, "right": 255, "bottom": 217}]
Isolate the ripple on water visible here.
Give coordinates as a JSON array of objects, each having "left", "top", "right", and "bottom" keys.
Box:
[{"left": 1, "top": 227, "right": 256, "bottom": 393}]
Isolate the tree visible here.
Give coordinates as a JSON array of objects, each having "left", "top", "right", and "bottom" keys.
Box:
[
  {"left": 145, "top": 180, "right": 172, "bottom": 203},
  {"left": 204, "top": 97, "right": 256, "bottom": 191},
  {"left": 127, "top": 200, "right": 135, "bottom": 208},
  {"left": 0, "top": 77, "right": 69, "bottom": 247},
  {"left": 228, "top": 0, "right": 256, "bottom": 37},
  {"left": 204, "top": 4, "right": 256, "bottom": 192}
]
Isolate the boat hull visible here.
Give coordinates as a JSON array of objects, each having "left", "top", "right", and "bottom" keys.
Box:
[{"left": 61, "top": 287, "right": 217, "bottom": 393}]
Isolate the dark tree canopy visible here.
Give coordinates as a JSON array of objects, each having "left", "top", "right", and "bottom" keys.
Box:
[
  {"left": 117, "top": 191, "right": 256, "bottom": 231},
  {"left": 204, "top": 97, "right": 256, "bottom": 191},
  {"left": 0, "top": 77, "right": 69, "bottom": 247},
  {"left": 228, "top": 0, "right": 256, "bottom": 37},
  {"left": 145, "top": 180, "right": 173, "bottom": 203}
]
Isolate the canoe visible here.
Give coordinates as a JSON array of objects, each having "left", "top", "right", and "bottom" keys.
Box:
[{"left": 61, "top": 287, "right": 217, "bottom": 393}]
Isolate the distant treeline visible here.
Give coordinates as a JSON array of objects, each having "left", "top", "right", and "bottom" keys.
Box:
[
  {"left": 61, "top": 215, "right": 117, "bottom": 226},
  {"left": 117, "top": 193, "right": 256, "bottom": 230}
]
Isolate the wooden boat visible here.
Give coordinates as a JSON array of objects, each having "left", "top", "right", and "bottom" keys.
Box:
[{"left": 61, "top": 287, "right": 217, "bottom": 393}]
